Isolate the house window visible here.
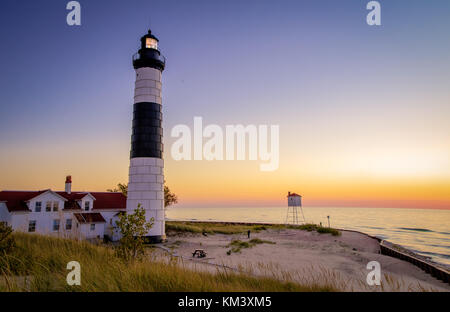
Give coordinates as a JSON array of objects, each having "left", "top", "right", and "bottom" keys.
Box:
[
  {"left": 53, "top": 201, "right": 59, "bottom": 212},
  {"left": 66, "top": 219, "right": 72, "bottom": 230},
  {"left": 53, "top": 219, "right": 60, "bottom": 231},
  {"left": 46, "top": 202, "right": 51, "bottom": 212},
  {"left": 28, "top": 220, "right": 36, "bottom": 232},
  {"left": 84, "top": 201, "right": 90, "bottom": 211},
  {"left": 90, "top": 224, "right": 95, "bottom": 231},
  {"left": 35, "top": 201, "right": 42, "bottom": 212}
]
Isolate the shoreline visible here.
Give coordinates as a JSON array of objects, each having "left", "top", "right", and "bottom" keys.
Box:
[
  {"left": 164, "top": 220, "right": 450, "bottom": 289},
  {"left": 166, "top": 207, "right": 450, "bottom": 267}
]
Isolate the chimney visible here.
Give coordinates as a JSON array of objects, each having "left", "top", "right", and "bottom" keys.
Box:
[
  {"left": 288, "top": 191, "right": 291, "bottom": 196},
  {"left": 65, "top": 176, "right": 72, "bottom": 194}
]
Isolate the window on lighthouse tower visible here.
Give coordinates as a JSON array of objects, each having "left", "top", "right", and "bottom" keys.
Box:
[{"left": 146, "top": 37, "right": 158, "bottom": 50}]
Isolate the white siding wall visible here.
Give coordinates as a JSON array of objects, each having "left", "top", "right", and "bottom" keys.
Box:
[
  {"left": 79, "top": 223, "right": 104, "bottom": 240},
  {"left": 99, "top": 210, "right": 119, "bottom": 240},
  {"left": 101, "top": 211, "right": 118, "bottom": 227},
  {"left": 1, "top": 192, "right": 124, "bottom": 241},
  {"left": 8, "top": 192, "right": 76, "bottom": 238},
  {"left": 0, "top": 203, "right": 12, "bottom": 225}
]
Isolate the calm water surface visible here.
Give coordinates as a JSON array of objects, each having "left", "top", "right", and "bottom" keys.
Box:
[{"left": 166, "top": 206, "right": 450, "bottom": 266}]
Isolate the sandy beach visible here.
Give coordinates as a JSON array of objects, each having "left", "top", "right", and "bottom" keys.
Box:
[{"left": 160, "top": 227, "right": 450, "bottom": 292}]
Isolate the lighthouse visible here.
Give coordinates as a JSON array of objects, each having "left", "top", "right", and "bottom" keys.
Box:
[{"left": 127, "top": 29, "right": 166, "bottom": 243}]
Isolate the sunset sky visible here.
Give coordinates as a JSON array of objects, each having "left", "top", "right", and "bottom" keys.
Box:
[{"left": 0, "top": 0, "right": 449, "bottom": 209}]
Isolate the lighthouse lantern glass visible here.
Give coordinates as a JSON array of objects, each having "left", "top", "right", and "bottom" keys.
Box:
[{"left": 146, "top": 38, "right": 158, "bottom": 50}]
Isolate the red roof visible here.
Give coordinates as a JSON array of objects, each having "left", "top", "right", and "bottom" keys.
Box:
[
  {"left": 0, "top": 190, "right": 126, "bottom": 212},
  {"left": 89, "top": 192, "right": 126, "bottom": 210},
  {"left": 0, "top": 191, "right": 47, "bottom": 212},
  {"left": 287, "top": 192, "right": 301, "bottom": 197},
  {"left": 55, "top": 192, "right": 126, "bottom": 210},
  {"left": 57, "top": 192, "right": 86, "bottom": 201},
  {"left": 74, "top": 213, "right": 106, "bottom": 223}
]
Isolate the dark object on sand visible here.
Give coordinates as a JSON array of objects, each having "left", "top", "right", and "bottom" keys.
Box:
[
  {"left": 202, "top": 231, "right": 208, "bottom": 237},
  {"left": 247, "top": 230, "right": 251, "bottom": 239},
  {"left": 192, "top": 249, "right": 207, "bottom": 258}
]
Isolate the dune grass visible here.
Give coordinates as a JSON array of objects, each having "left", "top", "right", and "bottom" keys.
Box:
[
  {"left": 165, "top": 221, "right": 267, "bottom": 235},
  {"left": 166, "top": 221, "right": 341, "bottom": 236},
  {"left": 0, "top": 233, "right": 335, "bottom": 292},
  {"left": 227, "top": 238, "right": 276, "bottom": 255}
]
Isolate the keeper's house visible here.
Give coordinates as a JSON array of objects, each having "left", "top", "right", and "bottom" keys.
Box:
[{"left": 0, "top": 176, "right": 126, "bottom": 241}]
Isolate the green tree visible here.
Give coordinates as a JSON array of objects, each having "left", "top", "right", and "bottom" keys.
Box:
[
  {"left": 114, "top": 204, "right": 153, "bottom": 261},
  {"left": 164, "top": 183, "right": 178, "bottom": 208},
  {"left": 106, "top": 183, "right": 128, "bottom": 196},
  {"left": 107, "top": 182, "right": 178, "bottom": 208}
]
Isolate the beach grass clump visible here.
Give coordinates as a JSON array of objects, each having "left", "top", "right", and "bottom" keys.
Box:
[
  {"left": 290, "top": 223, "right": 318, "bottom": 231},
  {"left": 227, "top": 238, "right": 276, "bottom": 254},
  {"left": 165, "top": 222, "right": 204, "bottom": 234},
  {"left": 166, "top": 221, "right": 341, "bottom": 236},
  {"left": 249, "top": 238, "right": 276, "bottom": 245},
  {"left": 252, "top": 225, "right": 267, "bottom": 231},
  {"left": 0, "top": 232, "right": 334, "bottom": 292},
  {"left": 166, "top": 221, "right": 268, "bottom": 235},
  {"left": 316, "top": 226, "right": 341, "bottom": 236},
  {"left": 284, "top": 223, "right": 341, "bottom": 236}
]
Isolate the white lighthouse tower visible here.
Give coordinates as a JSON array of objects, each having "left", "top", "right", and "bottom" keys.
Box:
[{"left": 127, "top": 29, "right": 166, "bottom": 243}]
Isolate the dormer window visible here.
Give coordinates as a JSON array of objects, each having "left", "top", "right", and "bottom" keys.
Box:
[
  {"left": 145, "top": 37, "right": 158, "bottom": 50},
  {"left": 35, "top": 202, "right": 42, "bottom": 212},
  {"left": 84, "top": 201, "right": 90, "bottom": 211},
  {"left": 53, "top": 201, "right": 59, "bottom": 212}
]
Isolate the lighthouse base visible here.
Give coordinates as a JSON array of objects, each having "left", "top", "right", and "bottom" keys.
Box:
[{"left": 143, "top": 235, "right": 166, "bottom": 244}]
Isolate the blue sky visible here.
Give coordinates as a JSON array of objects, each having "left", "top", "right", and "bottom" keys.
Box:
[{"left": 0, "top": 0, "right": 449, "bottom": 208}]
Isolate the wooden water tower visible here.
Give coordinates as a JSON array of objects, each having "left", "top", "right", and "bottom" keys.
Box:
[{"left": 286, "top": 192, "right": 306, "bottom": 225}]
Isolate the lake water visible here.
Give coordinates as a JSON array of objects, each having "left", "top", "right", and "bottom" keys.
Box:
[{"left": 166, "top": 206, "right": 450, "bottom": 266}]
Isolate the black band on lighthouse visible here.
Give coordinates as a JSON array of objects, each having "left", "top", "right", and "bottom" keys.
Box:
[
  {"left": 133, "top": 49, "right": 165, "bottom": 71},
  {"left": 130, "top": 102, "right": 163, "bottom": 158}
]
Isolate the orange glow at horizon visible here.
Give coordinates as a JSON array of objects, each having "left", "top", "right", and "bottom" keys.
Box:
[
  {"left": 0, "top": 110, "right": 449, "bottom": 210},
  {"left": 1, "top": 154, "right": 449, "bottom": 209}
]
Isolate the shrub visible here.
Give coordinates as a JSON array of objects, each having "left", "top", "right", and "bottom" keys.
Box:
[
  {"left": 114, "top": 204, "right": 154, "bottom": 261},
  {"left": 316, "top": 227, "right": 341, "bottom": 236},
  {"left": 227, "top": 239, "right": 276, "bottom": 254}
]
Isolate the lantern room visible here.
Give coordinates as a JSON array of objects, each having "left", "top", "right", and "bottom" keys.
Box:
[
  {"left": 133, "top": 29, "right": 165, "bottom": 71},
  {"left": 141, "top": 30, "right": 159, "bottom": 50}
]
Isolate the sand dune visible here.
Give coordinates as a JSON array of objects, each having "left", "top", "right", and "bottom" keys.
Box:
[{"left": 161, "top": 228, "right": 450, "bottom": 292}]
